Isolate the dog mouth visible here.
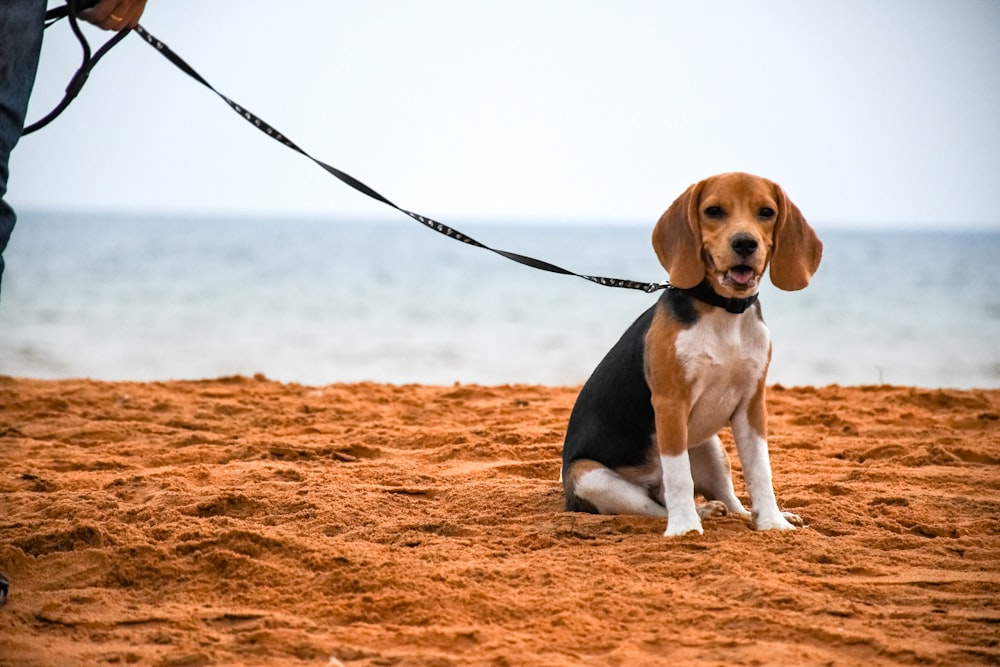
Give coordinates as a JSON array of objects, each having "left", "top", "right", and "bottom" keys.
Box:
[{"left": 725, "top": 265, "right": 758, "bottom": 288}]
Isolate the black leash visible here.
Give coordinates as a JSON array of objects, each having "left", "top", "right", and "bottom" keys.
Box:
[
  {"left": 131, "top": 26, "right": 669, "bottom": 293},
  {"left": 23, "top": 0, "right": 128, "bottom": 135},
  {"left": 27, "top": 8, "right": 670, "bottom": 294}
]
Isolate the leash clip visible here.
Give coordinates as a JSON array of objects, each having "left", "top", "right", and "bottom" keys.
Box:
[{"left": 645, "top": 280, "right": 672, "bottom": 294}]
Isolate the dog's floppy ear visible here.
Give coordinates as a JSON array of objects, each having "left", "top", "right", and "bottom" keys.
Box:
[
  {"left": 768, "top": 183, "right": 823, "bottom": 291},
  {"left": 652, "top": 181, "right": 705, "bottom": 289}
]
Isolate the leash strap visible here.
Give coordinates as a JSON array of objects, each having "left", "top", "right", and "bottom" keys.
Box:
[
  {"left": 23, "top": 0, "right": 128, "bottom": 135},
  {"left": 131, "top": 25, "right": 668, "bottom": 294}
]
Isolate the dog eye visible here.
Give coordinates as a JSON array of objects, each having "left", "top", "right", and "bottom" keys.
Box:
[
  {"left": 758, "top": 207, "right": 775, "bottom": 219},
  {"left": 704, "top": 206, "right": 724, "bottom": 219}
]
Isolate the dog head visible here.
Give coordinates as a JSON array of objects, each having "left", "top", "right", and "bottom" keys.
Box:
[{"left": 652, "top": 172, "right": 822, "bottom": 296}]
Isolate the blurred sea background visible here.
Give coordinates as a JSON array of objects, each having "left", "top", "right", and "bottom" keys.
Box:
[{"left": 1, "top": 211, "right": 997, "bottom": 389}]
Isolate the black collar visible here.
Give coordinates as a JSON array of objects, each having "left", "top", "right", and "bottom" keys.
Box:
[{"left": 677, "top": 280, "right": 759, "bottom": 314}]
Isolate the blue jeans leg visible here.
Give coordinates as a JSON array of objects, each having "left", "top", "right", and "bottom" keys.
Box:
[{"left": 0, "top": 0, "right": 46, "bottom": 299}]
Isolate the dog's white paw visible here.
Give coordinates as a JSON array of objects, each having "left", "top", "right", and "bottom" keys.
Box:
[
  {"left": 664, "top": 515, "right": 704, "bottom": 537},
  {"left": 752, "top": 511, "right": 798, "bottom": 532},
  {"left": 782, "top": 511, "right": 805, "bottom": 527},
  {"left": 730, "top": 506, "right": 753, "bottom": 519}
]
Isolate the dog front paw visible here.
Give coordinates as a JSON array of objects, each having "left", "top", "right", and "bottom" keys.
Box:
[
  {"left": 664, "top": 514, "right": 704, "bottom": 537},
  {"left": 781, "top": 511, "right": 804, "bottom": 527},
  {"left": 752, "top": 510, "right": 798, "bottom": 532}
]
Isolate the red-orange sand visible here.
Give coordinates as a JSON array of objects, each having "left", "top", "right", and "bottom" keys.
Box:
[{"left": 1, "top": 376, "right": 998, "bottom": 666}]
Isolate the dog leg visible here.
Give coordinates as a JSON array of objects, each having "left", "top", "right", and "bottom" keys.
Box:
[
  {"left": 571, "top": 465, "right": 669, "bottom": 518},
  {"left": 660, "top": 451, "right": 703, "bottom": 536},
  {"left": 690, "top": 436, "right": 752, "bottom": 518},
  {"left": 730, "top": 413, "right": 798, "bottom": 531}
]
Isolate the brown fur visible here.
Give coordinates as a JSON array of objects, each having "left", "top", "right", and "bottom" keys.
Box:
[
  {"left": 643, "top": 307, "right": 692, "bottom": 456},
  {"left": 652, "top": 172, "right": 822, "bottom": 295},
  {"left": 747, "top": 370, "right": 770, "bottom": 441}
]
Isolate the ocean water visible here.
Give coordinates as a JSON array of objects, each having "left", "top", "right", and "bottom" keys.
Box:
[{"left": 1, "top": 211, "right": 998, "bottom": 388}]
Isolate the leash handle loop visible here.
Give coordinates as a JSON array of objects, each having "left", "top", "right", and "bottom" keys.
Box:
[{"left": 24, "top": 0, "right": 129, "bottom": 135}]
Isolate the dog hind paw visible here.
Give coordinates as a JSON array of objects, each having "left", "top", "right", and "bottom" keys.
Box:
[{"left": 696, "top": 500, "right": 729, "bottom": 520}]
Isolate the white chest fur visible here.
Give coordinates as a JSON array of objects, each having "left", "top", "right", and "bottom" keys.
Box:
[{"left": 674, "top": 309, "right": 771, "bottom": 445}]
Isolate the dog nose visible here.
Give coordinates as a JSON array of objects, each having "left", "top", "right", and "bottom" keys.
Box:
[{"left": 731, "top": 234, "right": 758, "bottom": 258}]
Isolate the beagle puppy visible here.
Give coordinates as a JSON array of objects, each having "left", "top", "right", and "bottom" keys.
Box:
[{"left": 562, "top": 172, "right": 822, "bottom": 536}]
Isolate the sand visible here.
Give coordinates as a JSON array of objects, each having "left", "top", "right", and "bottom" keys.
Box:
[{"left": 0, "top": 376, "right": 998, "bottom": 666}]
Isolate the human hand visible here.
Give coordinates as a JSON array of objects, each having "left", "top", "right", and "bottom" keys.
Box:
[{"left": 80, "top": 0, "right": 148, "bottom": 31}]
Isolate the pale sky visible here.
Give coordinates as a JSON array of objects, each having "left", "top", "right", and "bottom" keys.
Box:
[{"left": 10, "top": 0, "right": 1000, "bottom": 229}]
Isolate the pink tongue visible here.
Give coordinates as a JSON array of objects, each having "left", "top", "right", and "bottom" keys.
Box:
[{"left": 729, "top": 267, "right": 755, "bottom": 285}]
